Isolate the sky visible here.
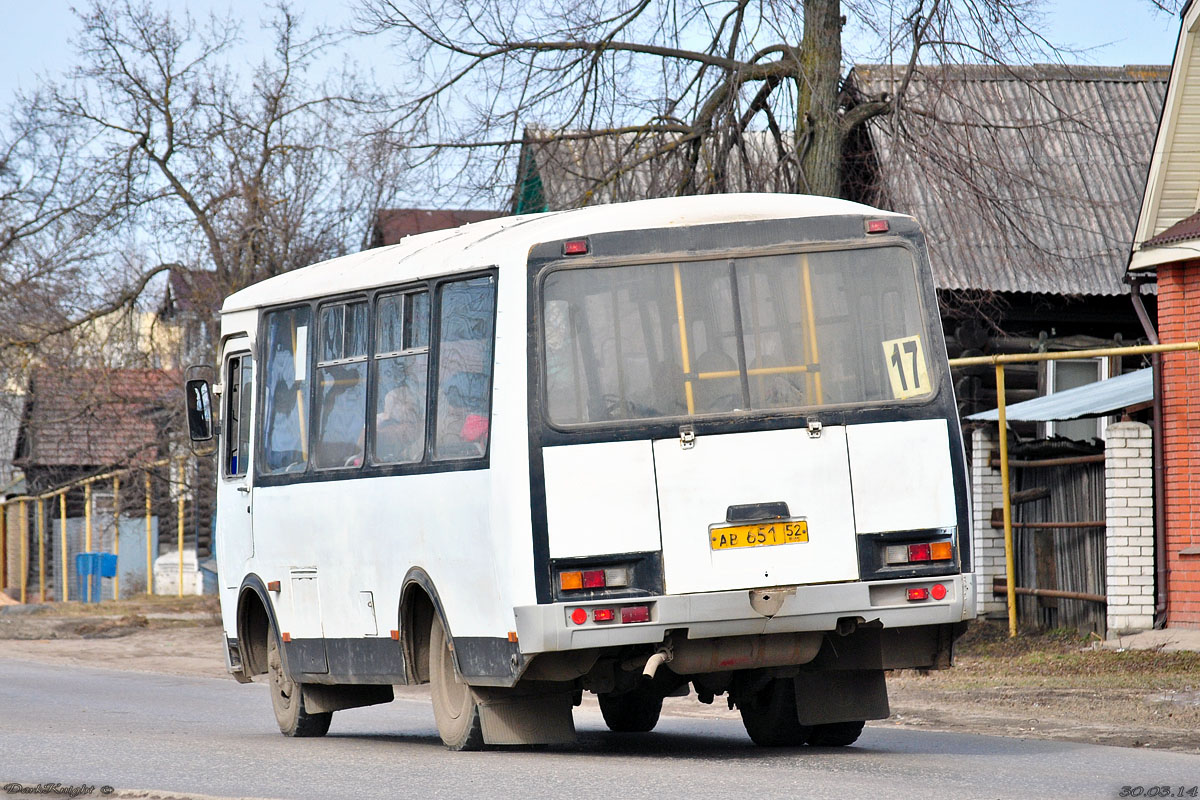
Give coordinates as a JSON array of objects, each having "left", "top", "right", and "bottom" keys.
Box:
[{"left": 0, "top": 0, "right": 1186, "bottom": 104}]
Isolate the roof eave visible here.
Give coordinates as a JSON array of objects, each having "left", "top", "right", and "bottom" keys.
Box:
[{"left": 1129, "top": 242, "right": 1200, "bottom": 271}]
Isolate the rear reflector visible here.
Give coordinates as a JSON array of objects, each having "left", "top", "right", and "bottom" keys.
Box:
[
  {"left": 865, "top": 219, "right": 890, "bottom": 234},
  {"left": 621, "top": 605, "right": 650, "bottom": 624},
  {"left": 570, "top": 608, "right": 587, "bottom": 625},
  {"left": 592, "top": 608, "right": 615, "bottom": 622},
  {"left": 563, "top": 239, "right": 589, "bottom": 255},
  {"left": 906, "top": 588, "right": 929, "bottom": 601},
  {"left": 930, "top": 583, "right": 948, "bottom": 601}
]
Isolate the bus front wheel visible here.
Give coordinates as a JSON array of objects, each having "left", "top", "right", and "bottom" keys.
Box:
[
  {"left": 429, "top": 615, "right": 485, "bottom": 751},
  {"left": 266, "top": 628, "right": 331, "bottom": 737}
]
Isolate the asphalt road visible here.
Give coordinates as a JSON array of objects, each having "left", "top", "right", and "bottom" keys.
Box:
[{"left": 1, "top": 657, "right": 1196, "bottom": 800}]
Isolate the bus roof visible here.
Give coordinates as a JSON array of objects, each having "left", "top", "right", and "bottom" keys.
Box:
[{"left": 221, "top": 193, "right": 909, "bottom": 313}]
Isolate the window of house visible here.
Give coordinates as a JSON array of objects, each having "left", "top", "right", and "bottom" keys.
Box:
[
  {"left": 1044, "top": 357, "right": 1109, "bottom": 442},
  {"left": 434, "top": 276, "right": 496, "bottom": 460},
  {"left": 313, "top": 299, "right": 369, "bottom": 469},
  {"left": 260, "top": 306, "right": 311, "bottom": 475},
  {"left": 372, "top": 290, "right": 430, "bottom": 464}
]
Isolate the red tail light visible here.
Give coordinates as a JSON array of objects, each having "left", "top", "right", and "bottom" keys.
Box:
[
  {"left": 592, "top": 608, "right": 615, "bottom": 622},
  {"left": 906, "top": 588, "right": 929, "bottom": 601},
  {"left": 582, "top": 570, "right": 606, "bottom": 588}
]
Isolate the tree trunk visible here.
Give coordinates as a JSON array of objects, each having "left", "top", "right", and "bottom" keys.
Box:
[{"left": 798, "top": 0, "right": 844, "bottom": 198}]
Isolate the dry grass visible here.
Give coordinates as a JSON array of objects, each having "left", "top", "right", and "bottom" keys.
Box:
[
  {"left": 19, "top": 594, "right": 219, "bottom": 618},
  {"left": 925, "top": 620, "right": 1200, "bottom": 690}
]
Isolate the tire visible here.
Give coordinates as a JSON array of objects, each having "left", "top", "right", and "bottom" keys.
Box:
[
  {"left": 598, "top": 684, "right": 664, "bottom": 733},
  {"left": 737, "top": 677, "right": 811, "bottom": 747},
  {"left": 806, "top": 720, "right": 865, "bottom": 747},
  {"left": 266, "top": 628, "right": 332, "bottom": 737},
  {"left": 429, "top": 615, "right": 485, "bottom": 751}
]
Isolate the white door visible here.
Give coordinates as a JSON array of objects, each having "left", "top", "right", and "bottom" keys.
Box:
[
  {"left": 654, "top": 427, "right": 860, "bottom": 595},
  {"left": 215, "top": 339, "right": 255, "bottom": 590}
]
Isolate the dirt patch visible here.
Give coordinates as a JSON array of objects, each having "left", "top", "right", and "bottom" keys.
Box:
[
  {"left": 2, "top": 605, "right": 1197, "bottom": 752},
  {"left": 0, "top": 596, "right": 220, "bottom": 642},
  {"left": 885, "top": 621, "right": 1200, "bottom": 753}
]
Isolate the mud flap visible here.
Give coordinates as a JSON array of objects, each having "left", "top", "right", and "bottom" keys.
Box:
[
  {"left": 792, "top": 669, "right": 889, "bottom": 726},
  {"left": 302, "top": 684, "right": 395, "bottom": 714},
  {"left": 477, "top": 687, "right": 577, "bottom": 745}
]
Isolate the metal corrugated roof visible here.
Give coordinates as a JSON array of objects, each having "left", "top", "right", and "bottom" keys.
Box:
[
  {"left": 966, "top": 367, "right": 1152, "bottom": 422},
  {"left": 1143, "top": 209, "right": 1200, "bottom": 247},
  {"left": 853, "top": 65, "right": 1168, "bottom": 296}
]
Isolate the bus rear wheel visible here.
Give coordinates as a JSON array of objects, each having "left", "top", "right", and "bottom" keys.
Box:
[
  {"left": 598, "top": 684, "right": 663, "bottom": 733},
  {"left": 806, "top": 720, "right": 865, "bottom": 747},
  {"left": 429, "top": 615, "right": 485, "bottom": 751},
  {"left": 266, "top": 628, "right": 331, "bottom": 737},
  {"left": 738, "top": 677, "right": 811, "bottom": 747}
]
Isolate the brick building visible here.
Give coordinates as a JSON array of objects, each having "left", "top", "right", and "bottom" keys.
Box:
[{"left": 1128, "top": 0, "right": 1200, "bottom": 628}]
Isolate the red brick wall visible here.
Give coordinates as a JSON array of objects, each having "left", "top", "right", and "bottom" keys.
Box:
[{"left": 1157, "top": 262, "right": 1200, "bottom": 627}]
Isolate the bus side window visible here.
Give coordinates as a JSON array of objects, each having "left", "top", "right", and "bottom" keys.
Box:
[
  {"left": 260, "top": 306, "right": 312, "bottom": 475},
  {"left": 373, "top": 291, "right": 430, "bottom": 464},
  {"left": 225, "top": 354, "right": 253, "bottom": 477},
  {"left": 312, "top": 300, "right": 369, "bottom": 469},
  {"left": 433, "top": 276, "right": 496, "bottom": 460}
]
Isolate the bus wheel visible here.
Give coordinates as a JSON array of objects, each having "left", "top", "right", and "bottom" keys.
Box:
[
  {"left": 598, "top": 685, "right": 663, "bottom": 733},
  {"left": 738, "top": 677, "right": 810, "bottom": 747},
  {"left": 806, "top": 720, "right": 865, "bottom": 747},
  {"left": 429, "top": 615, "right": 485, "bottom": 751},
  {"left": 266, "top": 628, "right": 331, "bottom": 737}
]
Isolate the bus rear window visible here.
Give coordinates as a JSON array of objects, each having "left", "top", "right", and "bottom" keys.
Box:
[{"left": 541, "top": 246, "right": 932, "bottom": 425}]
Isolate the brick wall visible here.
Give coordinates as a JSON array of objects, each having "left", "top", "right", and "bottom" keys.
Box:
[
  {"left": 1155, "top": 262, "right": 1200, "bottom": 628},
  {"left": 1105, "top": 421, "right": 1156, "bottom": 634},
  {"left": 970, "top": 427, "right": 1007, "bottom": 617}
]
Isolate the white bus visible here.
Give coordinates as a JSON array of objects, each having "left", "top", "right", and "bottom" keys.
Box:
[{"left": 186, "top": 193, "right": 975, "bottom": 750}]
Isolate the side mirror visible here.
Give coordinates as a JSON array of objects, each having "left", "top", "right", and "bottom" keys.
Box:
[{"left": 185, "top": 379, "right": 215, "bottom": 441}]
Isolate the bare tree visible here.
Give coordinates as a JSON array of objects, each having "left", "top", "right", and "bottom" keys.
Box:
[
  {"left": 355, "top": 0, "right": 1119, "bottom": 205},
  {"left": 0, "top": 0, "right": 404, "bottom": 366}
]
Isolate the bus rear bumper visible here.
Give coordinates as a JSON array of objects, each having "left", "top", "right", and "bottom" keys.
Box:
[{"left": 514, "top": 573, "right": 976, "bottom": 654}]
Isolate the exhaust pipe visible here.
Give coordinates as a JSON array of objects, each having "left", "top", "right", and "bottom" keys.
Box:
[
  {"left": 638, "top": 632, "right": 823, "bottom": 680},
  {"left": 642, "top": 649, "right": 671, "bottom": 680}
]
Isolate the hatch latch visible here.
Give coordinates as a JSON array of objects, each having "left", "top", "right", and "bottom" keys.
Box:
[
  {"left": 679, "top": 424, "right": 696, "bottom": 450},
  {"left": 806, "top": 418, "right": 823, "bottom": 439}
]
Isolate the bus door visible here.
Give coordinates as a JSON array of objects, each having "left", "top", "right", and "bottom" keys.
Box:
[{"left": 216, "top": 338, "right": 255, "bottom": 590}]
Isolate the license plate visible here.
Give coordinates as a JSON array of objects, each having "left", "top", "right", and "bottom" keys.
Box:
[{"left": 709, "top": 520, "right": 809, "bottom": 551}]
